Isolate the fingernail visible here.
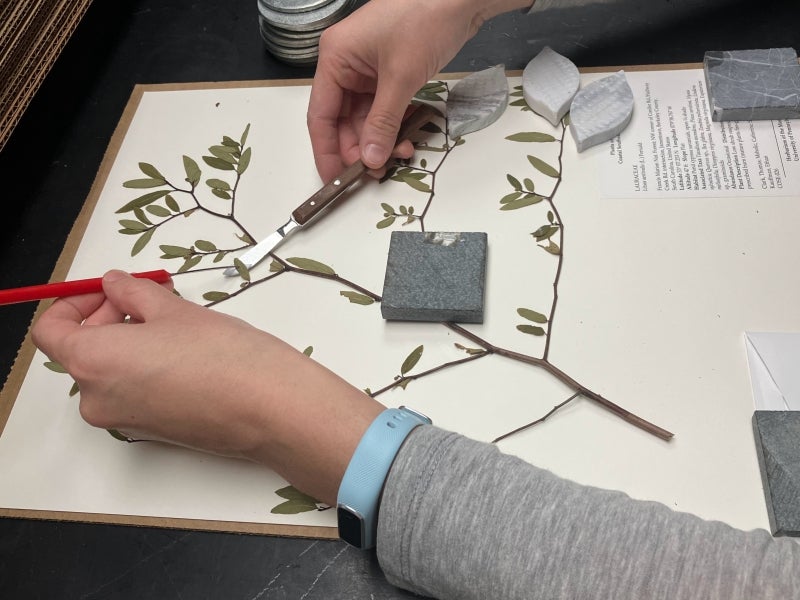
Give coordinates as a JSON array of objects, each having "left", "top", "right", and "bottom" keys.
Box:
[
  {"left": 363, "top": 144, "right": 389, "bottom": 168},
  {"left": 103, "top": 270, "right": 129, "bottom": 282}
]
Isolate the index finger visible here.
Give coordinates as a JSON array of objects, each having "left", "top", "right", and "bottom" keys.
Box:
[{"left": 308, "top": 63, "right": 347, "bottom": 183}]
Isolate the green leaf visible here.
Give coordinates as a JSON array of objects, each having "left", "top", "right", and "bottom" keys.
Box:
[
  {"left": 208, "top": 146, "right": 237, "bottom": 163},
  {"left": 506, "top": 174, "right": 522, "bottom": 191},
  {"left": 118, "top": 219, "right": 148, "bottom": 231},
  {"left": 233, "top": 258, "right": 251, "bottom": 281},
  {"left": 146, "top": 205, "right": 171, "bottom": 217},
  {"left": 222, "top": 136, "right": 239, "bottom": 148},
  {"left": 528, "top": 155, "right": 560, "bottom": 178},
  {"left": 205, "top": 178, "right": 231, "bottom": 190},
  {"left": 380, "top": 202, "right": 394, "bottom": 214},
  {"left": 134, "top": 207, "right": 152, "bottom": 226},
  {"left": 213, "top": 251, "right": 228, "bottom": 263},
  {"left": 195, "top": 239, "right": 218, "bottom": 252},
  {"left": 69, "top": 381, "right": 80, "bottom": 397},
  {"left": 178, "top": 255, "right": 202, "bottom": 273},
  {"left": 562, "top": 113, "right": 571, "bottom": 126},
  {"left": 286, "top": 257, "right": 335, "bottom": 275},
  {"left": 123, "top": 178, "right": 165, "bottom": 189},
  {"left": 420, "top": 158, "right": 427, "bottom": 169},
  {"left": 505, "top": 132, "right": 557, "bottom": 143},
  {"left": 131, "top": 228, "right": 155, "bottom": 256},
  {"left": 500, "top": 195, "right": 545, "bottom": 210},
  {"left": 547, "top": 210, "right": 555, "bottom": 223},
  {"left": 517, "top": 308, "right": 548, "bottom": 323},
  {"left": 340, "top": 291, "right": 375, "bottom": 305},
  {"left": 107, "top": 429, "right": 131, "bottom": 442},
  {"left": 401, "top": 176, "right": 431, "bottom": 193},
  {"left": 399, "top": 205, "right": 408, "bottom": 215},
  {"left": 517, "top": 324, "right": 546, "bottom": 336},
  {"left": 139, "top": 162, "right": 165, "bottom": 179},
  {"left": 542, "top": 240, "right": 561, "bottom": 255},
  {"left": 116, "top": 189, "right": 170, "bottom": 213},
  {"left": 532, "top": 225, "right": 559, "bottom": 242},
  {"left": 400, "top": 345, "right": 423, "bottom": 376},
  {"left": 500, "top": 191, "right": 523, "bottom": 204},
  {"left": 237, "top": 147, "right": 252, "bottom": 175},
  {"left": 202, "top": 291, "right": 230, "bottom": 302},
  {"left": 203, "top": 156, "right": 235, "bottom": 171},
  {"left": 165, "top": 194, "right": 180, "bottom": 212},
  {"left": 159, "top": 244, "right": 192, "bottom": 257},
  {"left": 240, "top": 123, "right": 251, "bottom": 147},
  {"left": 271, "top": 499, "right": 318, "bottom": 515},
  {"left": 44, "top": 361, "right": 68, "bottom": 374},
  {"left": 523, "top": 178, "right": 535, "bottom": 192},
  {"left": 212, "top": 189, "right": 232, "bottom": 200},
  {"left": 183, "top": 155, "right": 201, "bottom": 185},
  {"left": 377, "top": 216, "right": 396, "bottom": 229},
  {"left": 303, "top": 346, "right": 313, "bottom": 357},
  {"left": 510, "top": 98, "right": 529, "bottom": 107},
  {"left": 269, "top": 260, "right": 284, "bottom": 272}
]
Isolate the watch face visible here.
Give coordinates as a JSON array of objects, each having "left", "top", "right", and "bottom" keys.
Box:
[{"left": 337, "top": 506, "right": 364, "bottom": 548}]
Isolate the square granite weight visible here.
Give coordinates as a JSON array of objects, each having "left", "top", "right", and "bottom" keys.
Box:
[
  {"left": 381, "top": 231, "right": 487, "bottom": 324},
  {"left": 752, "top": 410, "right": 800, "bottom": 536}
]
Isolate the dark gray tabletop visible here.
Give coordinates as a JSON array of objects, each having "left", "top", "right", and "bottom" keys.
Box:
[{"left": 1, "top": 0, "right": 798, "bottom": 597}]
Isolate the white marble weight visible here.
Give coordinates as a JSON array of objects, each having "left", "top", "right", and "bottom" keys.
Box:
[
  {"left": 569, "top": 70, "right": 634, "bottom": 153},
  {"left": 522, "top": 46, "right": 580, "bottom": 126},
  {"left": 446, "top": 65, "right": 509, "bottom": 139}
]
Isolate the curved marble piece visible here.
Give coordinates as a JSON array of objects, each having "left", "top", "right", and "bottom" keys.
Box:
[
  {"left": 446, "top": 64, "right": 508, "bottom": 139},
  {"left": 522, "top": 46, "right": 580, "bottom": 126},
  {"left": 569, "top": 70, "right": 634, "bottom": 153}
]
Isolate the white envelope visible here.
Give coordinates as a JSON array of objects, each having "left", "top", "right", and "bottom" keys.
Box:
[{"left": 745, "top": 332, "right": 800, "bottom": 411}]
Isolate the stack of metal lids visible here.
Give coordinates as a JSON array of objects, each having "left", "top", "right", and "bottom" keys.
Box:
[{"left": 257, "top": 0, "right": 358, "bottom": 66}]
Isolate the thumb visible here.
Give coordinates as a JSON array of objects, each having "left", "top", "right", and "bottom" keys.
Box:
[
  {"left": 101, "top": 270, "right": 176, "bottom": 322},
  {"left": 360, "top": 76, "right": 419, "bottom": 169}
]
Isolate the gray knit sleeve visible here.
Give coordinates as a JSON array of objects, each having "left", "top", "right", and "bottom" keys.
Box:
[{"left": 376, "top": 426, "right": 800, "bottom": 599}]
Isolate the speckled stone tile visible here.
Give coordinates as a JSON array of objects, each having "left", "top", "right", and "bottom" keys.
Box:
[
  {"left": 753, "top": 410, "right": 800, "bottom": 536},
  {"left": 522, "top": 46, "right": 580, "bottom": 126},
  {"left": 446, "top": 65, "right": 508, "bottom": 139},
  {"left": 568, "top": 70, "right": 634, "bottom": 152},
  {"left": 381, "top": 231, "right": 487, "bottom": 323},
  {"left": 704, "top": 48, "right": 800, "bottom": 122}
]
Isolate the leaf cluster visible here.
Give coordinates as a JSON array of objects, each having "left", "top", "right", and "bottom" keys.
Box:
[
  {"left": 377, "top": 201, "right": 417, "bottom": 229},
  {"left": 516, "top": 307, "right": 548, "bottom": 336}
]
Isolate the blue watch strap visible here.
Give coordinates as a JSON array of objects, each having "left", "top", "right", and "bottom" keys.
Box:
[{"left": 337, "top": 406, "right": 431, "bottom": 549}]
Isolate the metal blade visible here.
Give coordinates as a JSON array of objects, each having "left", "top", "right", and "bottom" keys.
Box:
[{"left": 222, "top": 217, "right": 301, "bottom": 276}]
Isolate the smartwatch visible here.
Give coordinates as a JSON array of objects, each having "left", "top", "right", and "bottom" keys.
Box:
[{"left": 337, "top": 406, "right": 431, "bottom": 549}]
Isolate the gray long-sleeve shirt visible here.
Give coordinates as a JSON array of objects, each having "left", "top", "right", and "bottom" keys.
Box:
[{"left": 377, "top": 426, "right": 800, "bottom": 599}]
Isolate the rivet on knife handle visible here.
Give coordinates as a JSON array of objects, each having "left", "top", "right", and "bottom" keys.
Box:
[{"left": 291, "top": 104, "right": 438, "bottom": 226}]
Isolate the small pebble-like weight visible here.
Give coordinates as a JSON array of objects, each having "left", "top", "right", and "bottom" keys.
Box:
[
  {"left": 522, "top": 46, "right": 580, "bottom": 126},
  {"left": 569, "top": 70, "right": 634, "bottom": 152}
]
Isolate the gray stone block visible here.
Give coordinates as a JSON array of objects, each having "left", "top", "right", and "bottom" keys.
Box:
[
  {"left": 704, "top": 48, "right": 800, "bottom": 122},
  {"left": 752, "top": 410, "right": 800, "bottom": 536},
  {"left": 381, "top": 231, "right": 487, "bottom": 323}
]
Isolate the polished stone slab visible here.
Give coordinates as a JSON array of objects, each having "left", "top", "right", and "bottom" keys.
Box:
[
  {"left": 446, "top": 65, "right": 508, "bottom": 139},
  {"left": 752, "top": 410, "right": 800, "bottom": 536},
  {"left": 381, "top": 231, "right": 487, "bottom": 323},
  {"left": 569, "top": 70, "right": 634, "bottom": 152},
  {"left": 522, "top": 46, "right": 580, "bottom": 126},
  {"left": 704, "top": 48, "right": 800, "bottom": 122}
]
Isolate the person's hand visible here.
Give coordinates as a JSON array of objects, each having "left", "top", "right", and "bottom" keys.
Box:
[
  {"left": 308, "top": 0, "right": 527, "bottom": 183},
  {"left": 31, "top": 270, "right": 383, "bottom": 505}
]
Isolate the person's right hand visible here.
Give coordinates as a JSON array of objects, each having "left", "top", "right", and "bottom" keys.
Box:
[{"left": 308, "top": 0, "right": 529, "bottom": 183}]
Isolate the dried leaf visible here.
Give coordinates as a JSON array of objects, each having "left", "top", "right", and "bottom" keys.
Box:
[
  {"left": 139, "top": 162, "right": 165, "bottom": 179},
  {"left": 165, "top": 194, "right": 180, "bottom": 212},
  {"left": 159, "top": 244, "right": 192, "bottom": 258},
  {"left": 146, "top": 205, "right": 171, "bottom": 217},
  {"left": 340, "top": 291, "right": 375, "bottom": 305},
  {"left": 547, "top": 210, "right": 555, "bottom": 223},
  {"left": 234, "top": 258, "right": 251, "bottom": 281},
  {"left": 505, "top": 132, "right": 557, "bottom": 143},
  {"left": 107, "top": 429, "right": 131, "bottom": 442},
  {"left": 500, "top": 195, "right": 545, "bottom": 210},
  {"left": 517, "top": 308, "right": 548, "bottom": 323},
  {"left": 203, "top": 156, "right": 235, "bottom": 171},
  {"left": 237, "top": 147, "right": 252, "bottom": 174},
  {"left": 516, "top": 324, "right": 546, "bottom": 336},
  {"left": 400, "top": 345, "right": 424, "bottom": 376},
  {"left": 195, "top": 239, "right": 218, "bottom": 252},
  {"left": 118, "top": 219, "right": 147, "bottom": 231},
  {"left": 500, "top": 191, "right": 523, "bottom": 204},
  {"left": 528, "top": 155, "right": 560, "bottom": 178},
  {"left": 202, "top": 291, "right": 230, "bottom": 302},
  {"left": 116, "top": 190, "right": 170, "bottom": 213},
  {"left": 269, "top": 260, "right": 284, "bottom": 272},
  {"left": 134, "top": 207, "right": 152, "bottom": 226},
  {"left": 123, "top": 178, "right": 165, "bottom": 189},
  {"left": 178, "top": 255, "right": 202, "bottom": 273},
  {"left": 240, "top": 123, "right": 251, "bottom": 147},
  {"left": 380, "top": 202, "right": 394, "bottom": 214},
  {"left": 44, "top": 361, "right": 68, "bottom": 373},
  {"left": 287, "top": 257, "right": 336, "bottom": 275},
  {"left": 183, "top": 155, "right": 201, "bottom": 185},
  {"left": 303, "top": 346, "right": 313, "bottom": 357},
  {"left": 69, "top": 381, "right": 79, "bottom": 397},
  {"left": 506, "top": 173, "right": 522, "bottom": 191},
  {"left": 531, "top": 224, "right": 559, "bottom": 241},
  {"left": 542, "top": 241, "right": 561, "bottom": 255},
  {"left": 205, "top": 178, "right": 231, "bottom": 190},
  {"left": 377, "top": 216, "right": 396, "bottom": 229},
  {"left": 212, "top": 189, "right": 232, "bottom": 200},
  {"left": 131, "top": 228, "right": 155, "bottom": 257},
  {"left": 401, "top": 176, "right": 431, "bottom": 193},
  {"left": 523, "top": 178, "right": 535, "bottom": 192},
  {"left": 213, "top": 251, "right": 227, "bottom": 263}
]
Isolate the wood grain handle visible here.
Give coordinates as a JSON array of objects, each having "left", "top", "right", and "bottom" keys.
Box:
[{"left": 291, "top": 104, "right": 438, "bottom": 225}]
